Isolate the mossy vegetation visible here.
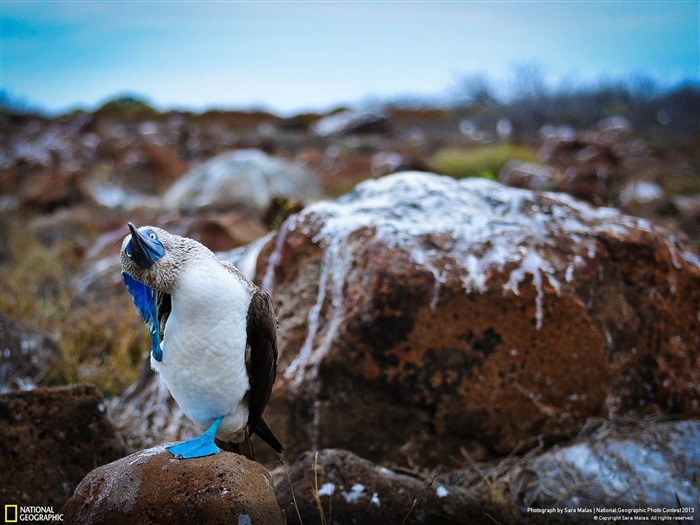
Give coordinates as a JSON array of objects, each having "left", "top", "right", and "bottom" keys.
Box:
[{"left": 429, "top": 143, "right": 538, "bottom": 181}]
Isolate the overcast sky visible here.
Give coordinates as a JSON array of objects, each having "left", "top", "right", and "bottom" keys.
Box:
[{"left": 2, "top": 1, "right": 698, "bottom": 115}]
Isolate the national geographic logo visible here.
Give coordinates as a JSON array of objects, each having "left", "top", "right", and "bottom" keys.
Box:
[
  {"left": 4, "top": 505, "right": 63, "bottom": 522},
  {"left": 5, "top": 505, "right": 17, "bottom": 523}
]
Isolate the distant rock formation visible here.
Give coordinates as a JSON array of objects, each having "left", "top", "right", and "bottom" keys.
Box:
[
  {"left": 163, "top": 149, "right": 322, "bottom": 214},
  {"left": 312, "top": 109, "right": 390, "bottom": 137},
  {"left": 63, "top": 447, "right": 284, "bottom": 525},
  {"left": 256, "top": 171, "right": 700, "bottom": 466}
]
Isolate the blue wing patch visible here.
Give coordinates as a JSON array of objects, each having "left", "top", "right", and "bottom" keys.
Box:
[{"left": 122, "top": 272, "right": 163, "bottom": 362}]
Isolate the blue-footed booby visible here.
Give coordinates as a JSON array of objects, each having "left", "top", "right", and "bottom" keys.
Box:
[{"left": 120, "top": 222, "right": 283, "bottom": 459}]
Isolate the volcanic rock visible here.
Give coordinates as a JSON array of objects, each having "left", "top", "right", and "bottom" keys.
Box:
[
  {"left": 312, "top": 109, "right": 390, "bottom": 137},
  {"left": 163, "top": 149, "right": 322, "bottom": 214},
  {"left": 498, "top": 160, "right": 556, "bottom": 191},
  {"left": 276, "top": 448, "right": 511, "bottom": 525},
  {"left": 0, "top": 315, "right": 59, "bottom": 393},
  {"left": 256, "top": 172, "right": 700, "bottom": 466},
  {"left": 673, "top": 194, "right": 700, "bottom": 241},
  {"left": 514, "top": 419, "right": 699, "bottom": 513},
  {"left": 536, "top": 116, "right": 673, "bottom": 208},
  {"left": 63, "top": 446, "right": 284, "bottom": 525},
  {"left": 141, "top": 143, "right": 189, "bottom": 192},
  {"left": 181, "top": 212, "right": 267, "bottom": 252},
  {"left": 453, "top": 419, "right": 700, "bottom": 523},
  {"left": 618, "top": 179, "right": 670, "bottom": 216},
  {"left": 20, "top": 168, "right": 83, "bottom": 212},
  {"left": 109, "top": 143, "right": 187, "bottom": 195},
  {"left": 0, "top": 385, "right": 126, "bottom": 508}
]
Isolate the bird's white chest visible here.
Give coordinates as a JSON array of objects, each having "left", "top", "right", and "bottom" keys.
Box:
[{"left": 153, "top": 261, "right": 252, "bottom": 431}]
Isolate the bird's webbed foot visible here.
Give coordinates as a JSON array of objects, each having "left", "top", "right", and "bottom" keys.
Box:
[{"left": 166, "top": 416, "right": 223, "bottom": 459}]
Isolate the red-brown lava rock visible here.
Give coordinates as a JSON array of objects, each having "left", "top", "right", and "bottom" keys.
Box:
[
  {"left": 255, "top": 172, "right": 700, "bottom": 466},
  {"left": 0, "top": 385, "right": 126, "bottom": 508},
  {"left": 63, "top": 447, "right": 284, "bottom": 525}
]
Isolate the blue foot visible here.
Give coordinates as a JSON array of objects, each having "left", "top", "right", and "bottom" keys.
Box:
[
  {"left": 166, "top": 434, "right": 220, "bottom": 459},
  {"left": 166, "top": 416, "right": 223, "bottom": 459}
]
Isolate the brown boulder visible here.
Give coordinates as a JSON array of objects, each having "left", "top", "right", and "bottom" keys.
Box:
[
  {"left": 63, "top": 447, "right": 284, "bottom": 525},
  {"left": 0, "top": 385, "right": 127, "bottom": 508},
  {"left": 181, "top": 212, "right": 268, "bottom": 252},
  {"left": 255, "top": 172, "right": 700, "bottom": 466},
  {"left": 20, "top": 168, "right": 83, "bottom": 212},
  {"left": 142, "top": 143, "right": 189, "bottom": 193},
  {"left": 110, "top": 143, "right": 187, "bottom": 196},
  {"left": 276, "top": 448, "right": 513, "bottom": 525}
]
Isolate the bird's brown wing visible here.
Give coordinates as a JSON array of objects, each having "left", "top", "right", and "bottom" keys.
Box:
[
  {"left": 245, "top": 289, "right": 283, "bottom": 453},
  {"left": 220, "top": 260, "right": 283, "bottom": 454}
]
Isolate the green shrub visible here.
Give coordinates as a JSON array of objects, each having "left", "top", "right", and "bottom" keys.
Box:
[{"left": 429, "top": 143, "right": 538, "bottom": 180}]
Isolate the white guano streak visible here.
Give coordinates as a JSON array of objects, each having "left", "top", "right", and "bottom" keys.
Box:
[{"left": 261, "top": 172, "right": 666, "bottom": 386}]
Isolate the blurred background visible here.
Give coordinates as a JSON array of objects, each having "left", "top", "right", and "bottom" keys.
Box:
[{"left": 1, "top": 0, "right": 699, "bottom": 403}]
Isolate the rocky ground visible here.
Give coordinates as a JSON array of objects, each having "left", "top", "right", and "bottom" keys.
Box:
[{"left": 1, "top": 98, "right": 699, "bottom": 523}]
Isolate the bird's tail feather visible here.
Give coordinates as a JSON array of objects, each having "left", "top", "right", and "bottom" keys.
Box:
[{"left": 254, "top": 416, "right": 283, "bottom": 454}]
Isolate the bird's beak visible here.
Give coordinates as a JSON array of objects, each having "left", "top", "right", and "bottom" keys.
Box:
[{"left": 128, "top": 222, "right": 162, "bottom": 270}]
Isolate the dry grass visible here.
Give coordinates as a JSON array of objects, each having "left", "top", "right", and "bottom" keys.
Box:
[
  {"left": 400, "top": 471, "right": 436, "bottom": 525},
  {"left": 0, "top": 219, "right": 145, "bottom": 396},
  {"left": 311, "top": 451, "right": 330, "bottom": 525},
  {"left": 279, "top": 457, "right": 305, "bottom": 525}
]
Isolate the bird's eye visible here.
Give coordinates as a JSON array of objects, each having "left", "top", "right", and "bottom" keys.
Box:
[
  {"left": 149, "top": 232, "right": 158, "bottom": 240},
  {"left": 126, "top": 249, "right": 132, "bottom": 258}
]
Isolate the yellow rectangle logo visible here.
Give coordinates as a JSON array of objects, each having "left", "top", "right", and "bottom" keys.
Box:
[{"left": 5, "top": 504, "right": 18, "bottom": 523}]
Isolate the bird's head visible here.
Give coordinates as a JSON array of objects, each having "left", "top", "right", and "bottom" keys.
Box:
[{"left": 121, "top": 223, "right": 179, "bottom": 291}]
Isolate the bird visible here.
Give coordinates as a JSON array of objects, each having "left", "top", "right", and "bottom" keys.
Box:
[{"left": 120, "top": 222, "right": 283, "bottom": 460}]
